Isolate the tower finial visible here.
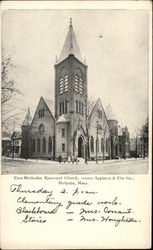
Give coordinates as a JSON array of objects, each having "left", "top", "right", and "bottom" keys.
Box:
[{"left": 70, "top": 17, "right": 72, "bottom": 26}]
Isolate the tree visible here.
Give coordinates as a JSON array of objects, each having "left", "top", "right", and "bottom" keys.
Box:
[
  {"left": 1, "top": 54, "right": 20, "bottom": 104},
  {"left": 1, "top": 53, "right": 22, "bottom": 134}
]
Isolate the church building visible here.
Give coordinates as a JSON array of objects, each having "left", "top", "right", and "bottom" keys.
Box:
[{"left": 21, "top": 19, "right": 129, "bottom": 161}]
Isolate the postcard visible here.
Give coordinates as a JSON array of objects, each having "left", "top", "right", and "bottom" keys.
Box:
[{"left": 0, "top": 1, "right": 152, "bottom": 249}]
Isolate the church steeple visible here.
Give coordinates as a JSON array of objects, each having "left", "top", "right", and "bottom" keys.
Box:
[
  {"left": 58, "top": 18, "right": 83, "bottom": 64},
  {"left": 22, "top": 107, "right": 32, "bottom": 126}
]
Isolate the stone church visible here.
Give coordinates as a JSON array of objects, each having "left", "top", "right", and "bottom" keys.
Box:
[{"left": 21, "top": 19, "right": 130, "bottom": 161}]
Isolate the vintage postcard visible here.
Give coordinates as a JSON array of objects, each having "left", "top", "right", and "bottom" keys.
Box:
[{"left": 0, "top": 1, "right": 152, "bottom": 249}]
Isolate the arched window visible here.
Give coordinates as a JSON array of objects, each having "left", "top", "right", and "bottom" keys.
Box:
[
  {"left": 48, "top": 137, "right": 52, "bottom": 153},
  {"left": 106, "top": 138, "right": 108, "bottom": 152},
  {"left": 62, "top": 101, "right": 65, "bottom": 114},
  {"left": 32, "top": 139, "right": 35, "bottom": 153},
  {"left": 82, "top": 103, "right": 84, "bottom": 115},
  {"left": 76, "top": 100, "right": 78, "bottom": 113},
  {"left": 43, "top": 137, "right": 46, "bottom": 153},
  {"left": 59, "top": 77, "right": 64, "bottom": 94},
  {"left": 90, "top": 137, "right": 94, "bottom": 153},
  {"left": 101, "top": 138, "right": 104, "bottom": 152},
  {"left": 64, "top": 74, "right": 68, "bottom": 92},
  {"left": 65, "top": 100, "right": 68, "bottom": 113},
  {"left": 42, "top": 108, "right": 44, "bottom": 117},
  {"left": 59, "top": 102, "right": 62, "bottom": 115},
  {"left": 75, "top": 75, "right": 79, "bottom": 92},
  {"left": 37, "top": 139, "right": 40, "bottom": 152}
]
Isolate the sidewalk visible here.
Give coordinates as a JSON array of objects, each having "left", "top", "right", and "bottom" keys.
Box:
[{"left": 2, "top": 156, "right": 148, "bottom": 165}]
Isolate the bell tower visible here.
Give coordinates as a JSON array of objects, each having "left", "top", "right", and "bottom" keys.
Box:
[{"left": 54, "top": 18, "right": 88, "bottom": 159}]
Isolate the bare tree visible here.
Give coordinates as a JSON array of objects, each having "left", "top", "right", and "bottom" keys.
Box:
[
  {"left": 1, "top": 53, "right": 22, "bottom": 134},
  {"left": 1, "top": 54, "right": 20, "bottom": 104}
]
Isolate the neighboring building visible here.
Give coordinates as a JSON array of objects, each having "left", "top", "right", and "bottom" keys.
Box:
[
  {"left": 2, "top": 137, "right": 11, "bottom": 156},
  {"left": 89, "top": 98, "right": 110, "bottom": 160},
  {"left": 11, "top": 131, "right": 22, "bottom": 157},
  {"left": 118, "top": 126, "right": 130, "bottom": 158},
  {"left": 105, "top": 104, "right": 119, "bottom": 159},
  {"left": 130, "top": 137, "right": 143, "bottom": 158},
  {"left": 21, "top": 19, "right": 130, "bottom": 161}
]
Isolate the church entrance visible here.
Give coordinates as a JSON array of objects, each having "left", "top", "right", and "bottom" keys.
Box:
[{"left": 78, "top": 136, "right": 84, "bottom": 158}]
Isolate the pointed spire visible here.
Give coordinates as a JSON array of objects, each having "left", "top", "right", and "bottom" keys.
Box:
[
  {"left": 70, "top": 17, "right": 72, "bottom": 26},
  {"left": 22, "top": 107, "right": 32, "bottom": 126},
  {"left": 58, "top": 19, "right": 84, "bottom": 64},
  {"left": 55, "top": 56, "right": 58, "bottom": 64}
]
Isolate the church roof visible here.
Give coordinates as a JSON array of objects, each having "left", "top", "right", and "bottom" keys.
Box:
[
  {"left": 105, "top": 104, "right": 117, "bottom": 121},
  {"left": 58, "top": 18, "right": 84, "bottom": 64},
  {"left": 22, "top": 107, "right": 32, "bottom": 126},
  {"left": 43, "top": 98, "right": 54, "bottom": 116},
  {"left": 56, "top": 114, "right": 69, "bottom": 124}
]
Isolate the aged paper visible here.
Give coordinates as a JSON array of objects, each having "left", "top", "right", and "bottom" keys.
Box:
[{"left": 0, "top": 1, "right": 152, "bottom": 249}]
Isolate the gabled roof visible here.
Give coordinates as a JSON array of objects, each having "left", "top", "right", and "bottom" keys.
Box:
[
  {"left": 105, "top": 104, "right": 117, "bottom": 121},
  {"left": 11, "top": 131, "right": 22, "bottom": 140},
  {"left": 89, "top": 98, "right": 107, "bottom": 121},
  {"left": 30, "top": 97, "right": 55, "bottom": 126},
  {"left": 57, "top": 18, "right": 84, "bottom": 64},
  {"left": 56, "top": 114, "right": 69, "bottom": 124},
  {"left": 43, "top": 98, "right": 54, "bottom": 116}
]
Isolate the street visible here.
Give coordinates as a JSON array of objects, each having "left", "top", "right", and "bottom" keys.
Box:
[{"left": 1, "top": 157, "right": 149, "bottom": 175}]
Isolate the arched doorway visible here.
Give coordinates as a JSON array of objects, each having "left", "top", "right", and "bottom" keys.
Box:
[{"left": 78, "top": 136, "right": 84, "bottom": 157}]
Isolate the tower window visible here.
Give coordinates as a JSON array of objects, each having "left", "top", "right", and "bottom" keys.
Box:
[
  {"left": 59, "top": 77, "right": 64, "bottom": 94},
  {"left": 59, "top": 102, "right": 62, "bottom": 115},
  {"left": 79, "top": 101, "right": 81, "bottom": 114},
  {"left": 65, "top": 100, "right": 68, "bottom": 113},
  {"left": 82, "top": 103, "right": 84, "bottom": 115},
  {"left": 75, "top": 75, "right": 83, "bottom": 94},
  {"left": 76, "top": 100, "right": 78, "bottom": 113},
  {"left": 75, "top": 75, "right": 79, "bottom": 93},
  {"left": 64, "top": 74, "right": 68, "bottom": 92},
  {"left": 62, "top": 101, "right": 64, "bottom": 114},
  {"left": 62, "top": 143, "right": 65, "bottom": 152},
  {"left": 62, "top": 128, "right": 65, "bottom": 138},
  {"left": 79, "top": 78, "right": 83, "bottom": 94}
]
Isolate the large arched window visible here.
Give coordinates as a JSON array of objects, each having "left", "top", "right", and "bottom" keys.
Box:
[
  {"left": 48, "top": 137, "right": 52, "bottom": 153},
  {"left": 32, "top": 139, "right": 35, "bottom": 153},
  {"left": 101, "top": 138, "right": 104, "bottom": 152},
  {"left": 106, "top": 138, "right": 108, "bottom": 152},
  {"left": 64, "top": 74, "right": 68, "bottom": 92},
  {"left": 37, "top": 138, "right": 40, "bottom": 153},
  {"left": 90, "top": 136, "right": 94, "bottom": 153},
  {"left": 43, "top": 137, "right": 46, "bottom": 153}
]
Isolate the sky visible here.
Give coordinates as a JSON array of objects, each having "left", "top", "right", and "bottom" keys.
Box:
[{"left": 2, "top": 9, "right": 149, "bottom": 136}]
